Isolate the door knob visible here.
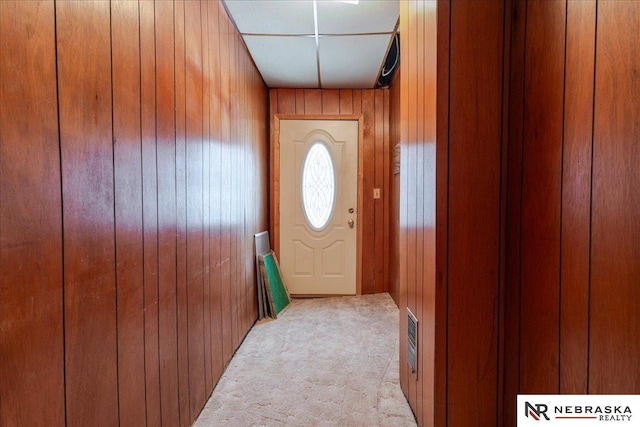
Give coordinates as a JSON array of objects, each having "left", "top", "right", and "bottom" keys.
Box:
[{"left": 348, "top": 219, "right": 354, "bottom": 228}]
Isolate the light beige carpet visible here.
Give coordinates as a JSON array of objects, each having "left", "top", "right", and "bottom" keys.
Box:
[{"left": 194, "top": 293, "right": 417, "bottom": 427}]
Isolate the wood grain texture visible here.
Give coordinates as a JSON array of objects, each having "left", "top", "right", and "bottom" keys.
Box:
[
  {"left": 201, "top": 0, "right": 213, "bottom": 396},
  {"left": 140, "top": 1, "right": 162, "bottom": 424},
  {"left": 361, "top": 90, "right": 376, "bottom": 294},
  {"left": 185, "top": 0, "right": 206, "bottom": 418},
  {"left": 207, "top": 0, "right": 225, "bottom": 388},
  {"left": 173, "top": 1, "right": 191, "bottom": 424},
  {"left": 2, "top": 2, "right": 267, "bottom": 426},
  {"left": 155, "top": 0, "right": 180, "bottom": 423},
  {"left": 0, "top": 2, "right": 65, "bottom": 425},
  {"left": 397, "top": 0, "right": 410, "bottom": 411},
  {"left": 394, "top": 0, "right": 640, "bottom": 424},
  {"left": 446, "top": 1, "right": 504, "bottom": 425},
  {"left": 560, "top": 0, "right": 595, "bottom": 395},
  {"left": 403, "top": 0, "right": 418, "bottom": 417},
  {"left": 589, "top": 0, "right": 640, "bottom": 394},
  {"left": 219, "top": 9, "right": 234, "bottom": 367},
  {"left": 519, "top": 0, "right": 566, "bottom": 394},
  {"left": 111, "top": 1, "right": 146, "bottom": 425},
  {"left": 503, "top": 0, "right": 527, "bottom": 424},
  {"left": 434, "top": 1, "right": 450, "bottom": 424},
  {"left": 388, "top": 79, "right": 401, "bottom": 307},
  {"left": 56, "top": 1, "right": 119, "bottom": 424}
]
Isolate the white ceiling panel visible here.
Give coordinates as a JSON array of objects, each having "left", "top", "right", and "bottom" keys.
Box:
[
  {"left": 223, "top": 0, "right": 400, "bottom": 88},
  {"left": 318, "top": 34, "right": 391, "bottom": 88},
  {"left": 224, "top": 0, "right": 315, "bottom": 35},
  {"left": 243, "top": 36, "right": 319, "bottom": 88},
  {"left": 316, "top": 0, "right": 398, "bottom": 35}
]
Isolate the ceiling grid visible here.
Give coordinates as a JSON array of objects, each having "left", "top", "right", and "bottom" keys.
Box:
[{"left": 223, "top": 0, "right": 399, "bottom": 88}]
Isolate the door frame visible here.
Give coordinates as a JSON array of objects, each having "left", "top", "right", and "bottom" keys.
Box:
[{"left": 271, "top": 114, "right": 364, "bottom": 295}]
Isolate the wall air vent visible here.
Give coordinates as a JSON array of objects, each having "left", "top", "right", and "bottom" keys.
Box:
[{"left": 407, "top": 307, "right": 418, "bottom": 376}]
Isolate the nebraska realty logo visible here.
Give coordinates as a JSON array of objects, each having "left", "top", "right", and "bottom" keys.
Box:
[{"left": 517, "top": 395, "right": 639, "bottom": 426}]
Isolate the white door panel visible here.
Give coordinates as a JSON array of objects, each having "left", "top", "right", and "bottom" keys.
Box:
[{"left": 280, "top": 119, "right": 358, "bottom": 295}]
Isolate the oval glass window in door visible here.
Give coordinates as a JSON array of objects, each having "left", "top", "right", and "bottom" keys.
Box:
[{"left": 301, "top": 142, "right": 335, "bottom": 230}]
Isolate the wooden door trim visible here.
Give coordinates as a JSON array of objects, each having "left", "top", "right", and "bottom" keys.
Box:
[{"left": 271, "top": 114, "right": 364, "bottom": 295}]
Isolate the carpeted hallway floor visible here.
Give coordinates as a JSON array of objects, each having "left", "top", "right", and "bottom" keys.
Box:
[{"left": 194, "top": 293, "right": 417, "bottom": 427}]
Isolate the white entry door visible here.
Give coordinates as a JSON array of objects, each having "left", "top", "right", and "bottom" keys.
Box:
[{"left": 279, "top": 119, "right": 358, "bottom": 295}]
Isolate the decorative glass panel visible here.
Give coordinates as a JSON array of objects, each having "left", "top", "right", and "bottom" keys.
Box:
[{"left": 302, "top": 142, "right": 335, "bottom": 230}]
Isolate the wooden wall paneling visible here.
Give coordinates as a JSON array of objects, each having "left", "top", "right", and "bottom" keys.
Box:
[
  {"left": 590, "top": 0, "right": 640, "bottom": 394},
  {"left": 245, "top": 53, "right": 258, "bottom": 333},
  {"left": 229, "top": 28, "right": 240, "bottom": 352},
  {"left": 295, "top": 89, "right": 306, "bottom": 114},
  {"left": 398, "top": 0, "right": 410, "bottom": 402},
  {"left": 269, "top": 90, "right": 279, "bottom": 256},
  {"left": 389, "top": 75, "right": 401, "bottom": 306},
  {"left": 155, "top": 0, "right": 180, "bottom": 423},
  {"left": 421, "top": 4, "right": 438, "bottom": 426},
  {"left": 277, "top": 88, "right": 296, "bottom": 115},
  {"left": 201, "top": 0, "right": 213, "bottom": 394},
  {"left": 173, "top": 1, "right": 191, "bottom": 424},
  {"left": 374, "top": 91, "right": 386, "bottom": 294},
  {"left": 435, "top": 1, "right": 451, "bottom": 425},
  {"left": 237, "top": 39, "right": 247, "bottom": 340},
  {"left": 361, "top": 90, "right": 376, "bottom": 294},
  {"left": 304, "top": 89, "right": 323, "bottom": 114},
  {"left": 503, "top": 0, "right": 526, "bottom": 423},
  {"left": 242, "top": 52, "right": 249, "bottom": 336},
  {"left": 185, "top": 0, "right": 206, "bottom": 417},
  {"left": 352, "top": 90, "right": 364, "bottom": 296},
  {"left": 497, "top": 0, "right": 512, "bottom": 421},
  {"left": 414, "top": 3, "right": 426, "bottom": 421},
  {"left": 140, "top": 2, "right": 162, "bottom": 424},
  {"left": 446, "top": 1, "right": 503, "bottom": 424},
  {"left": 259, "top": 84, "right": 270, "bottom": 236},
  {"left": 405, "top": 0, "right": 418, "bottom": 413},
  {"left": 56, "top": 1, "right": 119, "bottom": 424},
  {"left": 382, "top": 90, "right": 391, "bottom": 297},
  {"left": 207, "top": 0, "right": 225, "bottom": 384},
  {"left": 322, "top": 90, "right": 340, "bottom": 114},
  {"left": 248, "top": 54, "right": 258, "bottom": 332},
  {"left": 239, "top": 35, "right": 246, "bottom": 340},
  {"left": 339, "top": 89, "right": 354, "bottom": 114},
  {"left": 0, "top": 2, "right": 65, "bottom": 425},
  {"left": 111, "top": 1, "right": 146, "bottom": 425},
  {"left": 519, "top": 0, "right": 566, "bottom": 394},
  {"left": 560, "top": 0, "right": 596, "bottom": 395},
  {"left": 219, "top": 9, "right": 233, "bottom": 366},
  {"left": 294, "top": 88, "right": 305, "bottom": 114}
]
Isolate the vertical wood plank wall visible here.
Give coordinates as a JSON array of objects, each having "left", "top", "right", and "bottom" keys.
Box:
[
  {"left": 0, "top": 1, "right": 268, "bottom": 426},
  {"left": 395, "top": 0, "right": 640, "bottom": 426},
  {"left": 269, "top": 89, "right": 390, "bottom": 296},
  {"left": 0, "top": 2, "right": 65, "bottom": 426},
  {"left": 397, "top": 1, "right": 438, "bottom": 426},
  {"left": 389, "top": 74, "right": 401, "bottom": 306},
  {"left": 506, "top": 0, "right": 640, "bottom": 419},
  {"left": 438, "top": 1, "right": 507, "bottom": 426}
]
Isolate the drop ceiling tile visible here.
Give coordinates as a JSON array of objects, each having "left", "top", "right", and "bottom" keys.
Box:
[
  {"left": 316, "top": 0, "right": 398, "bottom": 35},
  {"left": 223, "top": 0, "right": 315, "bottom": 35},
  {"left": 243, "top": 36, "right": 319, "bottom": 88},
  {"left": 319, "top": 34, "right": 391, "bottom": 88}
]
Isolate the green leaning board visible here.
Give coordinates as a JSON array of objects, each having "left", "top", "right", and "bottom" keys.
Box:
[{"left": 259, "top": 251, "right": 290, "bottom": 317}]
